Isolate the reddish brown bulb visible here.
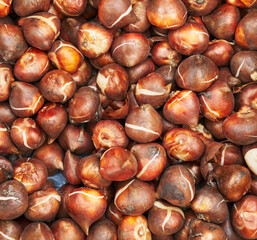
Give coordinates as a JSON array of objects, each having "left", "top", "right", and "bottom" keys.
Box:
[
  {"left": 227, "top": 0, "right": 257, "bottom": 8},
  {"left": 14, "top": 48, "right": 50, "bottom": 82},
  {"left": 58, "top": 124, "right": 94, "bottom": 155},
  {"left": 135, "top": 72, "right": 171, "bottom": 109},
  {"left": 20, "top": 222, "right": 55, "bottom": 240},
  {"left": 92, "top": 120, "right": 128, "bottom": 150},
  {"left": 100, "top": 147, "right": 138, "bottom": 181},
  {"left": 147, "top": 0, "right": 187, "bottom": 30},
  {"left": 199, "top": 81, "right": 235, "bottom": 121},
  {"left": 96, "top": 63, "right": 129, "bottom": 101},
  {"left": 18, "top": 12, "right": 60, "bottom": 51},
  {"left": 63, "top": 150, "right": 81, "bottom": 185},
  {"left": 0, "top": 63, "right": 14, "bottom": 102},
  {"left": 202, "top": 3, "right": 240, "bottom": 41},
  {"left": 203, "top": 40, "right": 234, "bottom": 67},
  {"left": 208, "top": 164, "right": 251, "bottom": 202},
  {"left": 87, "top": 217, "right": 117, "bottom": 240},
  {"left": 9, "top": 82, "right": 45, "bottom": 118},
  {"left": 11, "top": 118, "right": 45, "bottom": 151},
  {"left": 114, "top": 178, "right": 155, "bottom": 215},
  {"left": 204, "top": 118, "right": 226, "bottom": 140},
  {"left": 48, "top": 40, "right": 84, "bottom": 73},
  {"left": 24, "top": 188, "right": 61, "bottom": 222},
  {"left": 230, "top": 51, "right": 257, "bottom": 83},
  {"left": 221, "top": 216, "right": 244, "bottom": 240},
  {"left": 168, "top": 22, "right": 209, "bottom": 55},
  {"left": 98, "top": 0, "right": 137, "bottom": 29},
  {"left": 71, "top": 60, "right": 92, "bottom": 88},
  {"left": 148, "top": 200, "right": 185, "bottom": 235},
  {"left": 90, "top": 51, "right": 115, "bottom": 70},
  {"left": 182, "top": 0, "right": 218, "bottom": 16},
  {"left": 77, "top": 22, "right": 113, "bottom": 58},
  {"left": 189, "top": 219, "right": 227, "bottom": 240},
  {"left": 235, "top": 11, "right": 257, "bottom": 50},
  {"left": 0, "top": 24, "right": 28, "bottom": 62},
  {"left": 53, "top": 0, "right": 87, "bottom": 16},
  {"left": 13, "top": 158, "right": 48, "bottom": 194},
  {"left": 163, "top": 90, "right": 200, "bottom": 127},
  {"left": 125, "top": 104, "right": 163, "bottom": 143},
  {"left": 174, "top": 210, "right": 197, "bottom": 240},
  {"left": 118, "top": 215, "right": 151, "bottom": 240},
  {"left": 77, "top": 154, "right": 112, "bottom": 188},
  {"left": 0, "top": 156, "right": 13, "bottom": 184},
  {"left": 51, "top": 218, "right": 86, "bottom": 240},
  {"left": 40, "top": 69, "right": 76, "bottom": 103},
  {"left": 65, "top": 187, "right": 107, "bottom": 235},
  {"left": 217, "top": 67, "right": 241, "bottom": 89},
  {"left": 155, "top": 65, "right": 176, "bottom": 85},
  {"left": 151, "top": 41, "right": 181, "bottom": 67},
  {"left": 191, "top": 185, "right": 228, "bottom": 224},
  {"left": 163, "top": 128, "right": 204, "bottom": 161},
  {"left": 0, "top": 180, "right": 28, "bottom": 220},
  {"left": 33, "top": 142, "right": 64, "bottom": 176},
  {"left": 36, "top": 102, "right": 68, "bottom": 144},
  {"left": 111, "top": 33, "right": 150, "bottom": 67},
  {"left": 232, "top": 195, "right": 257, "bottom": 239},
  {"left": 235, "top": 83, "right": 257, "bottom": 111},
  {"left": 0, "top": 123, "right": 19, "bottom": 156},
  {"left": 156, "top": 165, "right": 195, "bottom": 207},
  {"left": 0, "top": 220, "right": 22, "bottom": 240},
  {"left": 127, "top": 58, "right": 155, "bottom": 85},
  {"left": 123, "top": 0, "right": 151, "bottom": 33},
  {"left": 12, "top": 0, "right": 51, "bottom": 17},
  {"left": 131, "top": 143, "right": 166, "bottom": 181},
  {"left": 223, "top": 106, "right": 257, "bottom": 145},
  {"left": 106, "top": 201, "right": 124, "bottom": 225},
  {"left": 0, "top": 0, "right": 12, "bottom": 17},
  {"left": 175, "top": 55, "right": 219, "bottom": 92},
  {"left": 68, "top": 86, "right": 101, "bottom": 123},
  {"left": 214, "top": 142, "right": 244, "bottom": 166}
]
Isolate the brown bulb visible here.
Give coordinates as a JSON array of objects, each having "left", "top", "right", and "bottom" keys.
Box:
[
  {"left": 221, "top": 216, "right": 244, "bottom": 240},
  {"left": 148, "top": 200, "right": 185, "bottom": 235},
  {"left": 14, "top": 47, "right": 50, "bottom": 82},
  {"left": 11, "top": 118, "right": 45, "bottom": 151},
  {"left": 40, "top": 69, "right": 76, "bottom": 103},
  {"left": 191, "top": 185, "right": 228, "bottom": 224},
  {"left": 24, "top": 188, "right": 61, "bottom": 222},
  {"left": 106, "top": 201, "right": 124, "bottom": 225},
  {"left": 0, "top": 63, "right": 14, "bottom": 102},
  {"left": 36, "top": 102, "right": 68, "bottom": 144},
  {"left": 182, "top": 0, "right": 218, "bottom": 16},
  {"left": 131, "top": 143, "right": 167, "bottom": 181},
  {"left": 0, "top": 102, "right": 17, "bottom": 127},
  {"left": 53, "top": 0, "right": 87, "bottom": 16},
  {"left": 71, "top": 60, "right": 92, "bottom": 88},
  {"left": 163, "top": 90, "right": 200, "bottom": 127},
  {"left": 68, "top": 86, "right": 101, "bottom": 123},
  {"left": 168, "top": 22, "right": 209, "bottom": 56},
  {"left": 125, "top": 104, "right": 163, "bottom": 143},
  {"left": 65, "top": 187, "right": 107, "bottom": 235},
  {"left": 9, "top": 81, "right": 45, "bottom": 118},
  {"left": 0, "top": 220, "right": 22, "bottom": 240},
  {"left": 33, "top": 142, "right": 64, "bottom": 176},
  {"left": 114, "top": 178, "right": 155, "bottom": 215},
  {"left": 199, "top": 80, "right": 235, "bottom": 121},
  {"left": 135, "top": 72, "right": 171, "bottom": 109},
  {"left": 58, "top": 124, "right": 94, "bottom": 155},
  {"left": 230, "top": 51, "right": 257, "bottom": 83},
  {"left": 175, "top": 55, "right": 219, "bottom": 92},
  {"left": 208, "top": 164, "right": 251, "bottom": 202},
  {"left": 18, "top": 12, "right": 60, "bottom": 51},
  {"left": 87, "top": 217, "right": 117, "bottom": 240},
  {"left": 163, "top": 128, "right": 204, "bottom": 161},
  {"left": 156, "top": 165, "right": 195, "bottom": 207},
  {"left": 0, "top": 180, "right": 28, "bottom": 220},
  {"left": 235, "top": 11, "right": 257, "bottom": 50},
  {"left": 51, "top": 218, "right": 86, "bottom": 240},
  {"left": 202, "top": 3, "right": 240, "bottom": 41},
  {"left": 147, "top": 0, "right": 187, "bottom": 30},
  {"left": 20, "top": 222, "right": 55, "bottom": 240},
  {"left": 77, "top": 153, "right": 112, "bottom": 188},
  {"left": 223, "top": 106, "right": 257, "bottom": 145},
  {"left": 189, "top": 219, "right": 227, "bottom": 240},
  {"left": 232, "top": 195, "right": 257, "bottom": 239},
  {"left": 13, "top": 158, "right": 48, "bottom": 194},
  {"left": 118, "top": 215, "right": 151, "bottom": 240},
  {"left": 0, "top": 156, "right": 13, "bottom": 184}
]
